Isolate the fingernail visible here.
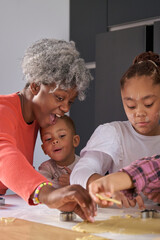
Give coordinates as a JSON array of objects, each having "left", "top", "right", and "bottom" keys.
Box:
[{"left": 89, "top": 216, "right": 95, "bottom": 222}]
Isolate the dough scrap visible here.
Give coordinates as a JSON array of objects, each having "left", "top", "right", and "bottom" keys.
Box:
[
  {"left": 0, "top": 217, "right": 15, "bottom": 224},
  {"left": 76, "top": 235, "right": 110, "bottom": 240},
  {"left": 96, "top": 194, "right": 121, "bottom": 205},
  {"left": 72, "top": 216, "right": 160, "bottom": 235}
]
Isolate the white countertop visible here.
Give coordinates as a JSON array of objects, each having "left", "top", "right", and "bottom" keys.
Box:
[{"left": 1, "top": 194, "right": 160, "bottom": 240}]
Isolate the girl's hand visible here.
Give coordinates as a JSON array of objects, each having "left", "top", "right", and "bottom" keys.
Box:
[
  {"left": 38, "top": 184, "right": 96, "bottom": 222},
  {"left": 112, "top": 192, "right": 145, "bottom": 209},
  {"left": 88, "top": 176, "right": 114, "bottom": 207},
  {"left": 144, "top": 191, "right": 160, "bottom": 204},
  {"left": 88, "top": 172, "right": 134, "bottom": 208},
  {"left": 112, "top": 191, "right": 136, "bottom": 208}
]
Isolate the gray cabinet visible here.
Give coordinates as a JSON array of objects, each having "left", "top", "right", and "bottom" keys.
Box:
[
  {"left": 70, "top": 69, "right": 95, "bottom": 154},
  {"left": 108, "top": 0, "right": 160, "bottom": 26},
  {"left": 70, "top": 0, "right": 107, "bottom": 62},
  {"left": 95, "top": 26, "right": 146, "bottom": 126}
]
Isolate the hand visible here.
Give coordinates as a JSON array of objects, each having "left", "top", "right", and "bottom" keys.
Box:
[
  {"left": 113, "top": 191, "right": 136, "bottom": 208},
  {"left": 88, "top": 175, "right": 114, "bottom": 207},
  {"left": 58, "top": 167, "right": 71, "bottom": 187},
  {"left": 135, "top": 195, "right": 145, "bottom": 210},
  {"left": 38, "top": 184, "right": 96, "bottom": 222},
  {"left": 144, "top": 191, "right": 160, "bottom": 204},
  {"left": 113, "top": 192, "right": 146, "bottom": 209},
  {"left": 89, "top": 172, "right": 135, "bottom": 208}
]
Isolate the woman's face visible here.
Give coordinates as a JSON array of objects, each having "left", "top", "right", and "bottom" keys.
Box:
[
  {"left": 121, "top": 75, "right": 160, "bottom": 136},
  {"left": 31, "top": 83, "right": 77, "bottom": 128}
]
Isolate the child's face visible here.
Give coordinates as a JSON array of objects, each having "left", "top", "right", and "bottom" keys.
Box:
[
  {"left": 41, "top": 118, "right": 79, "bottom": 165},
  {"left": 121, "top": 75, "right": 160, "bottom": 136}
]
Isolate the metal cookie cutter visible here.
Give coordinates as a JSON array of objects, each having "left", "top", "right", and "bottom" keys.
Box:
[
  {"left": 60, "top": 211, "right": 76, "bottom": 221},
  {"left": 141, "top": 209, "right": 160, "bottom": 219}
]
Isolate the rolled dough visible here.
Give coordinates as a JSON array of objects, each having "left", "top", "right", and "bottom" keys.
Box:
[{"left": 72, "top": 216, "right": 160, "bottom": 235}]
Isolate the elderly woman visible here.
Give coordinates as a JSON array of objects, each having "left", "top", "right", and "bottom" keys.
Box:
[{"left": 0, "top": 39, "right": 95, "bottom": 222}]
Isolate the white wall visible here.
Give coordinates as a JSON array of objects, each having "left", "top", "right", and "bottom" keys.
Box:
[{"left": 0, "top": 0, "right": 69, "bottom": 194}]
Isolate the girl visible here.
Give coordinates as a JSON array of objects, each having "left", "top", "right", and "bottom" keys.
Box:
[
  {"left": 89, "top": 154, "right": 160, "bottom": 208},
  {"left": 70, "top": 51, "right": 160, "bottom": 208}
]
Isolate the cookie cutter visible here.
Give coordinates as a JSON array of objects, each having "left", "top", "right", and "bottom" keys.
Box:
[
  {"left": 141, "top": 209, "right": 160, "bottom": 219},
  {"left": 60, "top": 211, "right": 76, "bottom": 221}
]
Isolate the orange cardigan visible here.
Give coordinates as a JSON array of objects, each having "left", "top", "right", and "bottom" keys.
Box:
[{"left": 0, "top": 93, "right": 47, "bottom": 204}]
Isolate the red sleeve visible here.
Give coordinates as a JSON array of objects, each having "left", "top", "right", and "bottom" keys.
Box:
[
  {"left": 0, "top": 99, "right": 47, "bottom": 204},
  {"left": 0, "top": 138, "right": 47, "bottom": 203}
]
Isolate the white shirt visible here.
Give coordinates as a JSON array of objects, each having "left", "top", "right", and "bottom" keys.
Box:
[
  {"left": 70, "top": 121, "right": 160, "bottom": 188},
  {"left": 39, "top": 154, "right": 79, "bottom": 189}
]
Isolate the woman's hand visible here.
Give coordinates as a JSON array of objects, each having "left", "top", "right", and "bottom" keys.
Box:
[{"left": 38, "top": 184, "right": 96, "bottom": 222}]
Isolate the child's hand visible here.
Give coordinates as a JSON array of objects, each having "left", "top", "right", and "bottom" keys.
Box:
[
  {"left": 88, "top": 176, "right": 114, "bottom": 207},
  {"left": 135, "top": 195, "right": 145, "bottom": 210},
  {"left": 58, "top": 167, "right": 71, "bottom": 187},
  {"left": 88, "top": 172, "right": 134, "bottom": 207},
  {"left": 144, "top": 191, "right": 160, "bottom": 204},
  {"left": 112, "top": 191, "right": 135, "bottom": 208},
  {"left": 113, "top": 192, "right": 145, "bottom": 209}
]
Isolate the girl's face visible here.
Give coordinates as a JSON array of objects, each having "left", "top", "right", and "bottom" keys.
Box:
[
  {"left": 31, "top": 83, "right": 77, "bottom": 128},
  {"left": 121, "top": 75, "right": 160, "bottom": 136}
]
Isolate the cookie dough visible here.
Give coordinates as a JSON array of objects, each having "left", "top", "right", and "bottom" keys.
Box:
[
  {"left": 72, "top": 216, "right": 160, "bottom": 235},
  {"left": 0, "top": 217, "right": 15, "bottom": 223},
  {"left": 76, "top": 235, "right": 110, "bottom": 240}
]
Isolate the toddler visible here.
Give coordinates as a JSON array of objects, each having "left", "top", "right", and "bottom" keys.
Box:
[{"left": 39, "top": 115, "right": 80, "bottom": 188}]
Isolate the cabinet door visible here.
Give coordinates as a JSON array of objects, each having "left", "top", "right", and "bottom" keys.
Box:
[
  {"left": 95, "top": 26, "right": 146, "bottom": 127},
  {"left": 108, "top": 0, "right": 160, "bottom": 26},
  {"left": 154, "top": 21, "right": 160, "bottom": 54},
  {"left": 70, "top": 0, "right": 107, "bottom": 62}
]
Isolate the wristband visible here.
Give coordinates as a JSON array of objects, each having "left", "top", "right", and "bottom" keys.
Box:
[{"left": 33, "top": 182, "right": 53, "bottom": 204}]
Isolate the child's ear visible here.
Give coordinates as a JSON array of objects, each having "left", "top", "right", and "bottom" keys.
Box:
[
  {"left": 30, "top": 82, "right": 40, "bottom": 95},
  {"left": 73, "top": 135, "right": 80, "bottom": 148},
  {"left": 41, "top": 144, "right": 47, "bottom": 155}
]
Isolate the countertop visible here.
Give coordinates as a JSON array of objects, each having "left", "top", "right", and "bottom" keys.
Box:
[{"left": 0, "top": 194, "right": 160, "bottom": 240}]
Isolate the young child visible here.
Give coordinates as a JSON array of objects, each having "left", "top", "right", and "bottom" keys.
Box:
[
  {"left": 89, "top": 154, "right": 160, "bottom": 208},
  {"left": 38, "top": 115, "right": 80, "bottom": 188},
  {"left": 70, "top": 51, "right": 160, "bottom": 207}
]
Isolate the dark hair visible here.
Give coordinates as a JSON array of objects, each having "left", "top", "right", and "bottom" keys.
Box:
[
  {"left": 60, "top": 115, "right": 76, "bottom": 135},
  {"left": 40, "top": 115, "right": 76, "bottom": 139},
  {"left": 120, "top": 51, "right": 160, "bottom": 89}
]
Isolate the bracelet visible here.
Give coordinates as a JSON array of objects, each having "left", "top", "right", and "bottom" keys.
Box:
[{"left": 33, "top": 182, "right": 53, "bottom": 204}]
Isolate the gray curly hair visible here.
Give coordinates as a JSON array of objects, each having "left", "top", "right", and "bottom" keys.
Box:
[{"left": 21, "top": 38, "right": 93, "bottom": 100}]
